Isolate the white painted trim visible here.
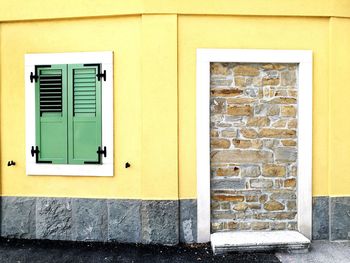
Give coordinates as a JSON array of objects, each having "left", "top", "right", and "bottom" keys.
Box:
[
  {"left": 196, "top": 49, "right": 313, "bottom": 242},
  {"left": 25, "top": 51, "right": 114, "bottom": 176}
]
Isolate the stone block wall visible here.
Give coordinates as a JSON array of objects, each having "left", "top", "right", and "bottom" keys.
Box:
[
  {"left": 210, "top": 63, "right": 298, "bottom": 232},
  {"left": 0, "top": 197, "right": 197, "bottom": 244}
]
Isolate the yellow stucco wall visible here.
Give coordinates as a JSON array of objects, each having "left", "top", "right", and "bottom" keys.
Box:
[
  {"left": 329, "top": 17, "right": 350, "bottom": 197},
  {"left": 178, "top": 16, "right": 329, "bottom": 198},
  {"left": 0, "top": 1, "right": 349, "bottom": 199},
  {"left": 0, "top": 17, "right": 143, "bottom": 198}
]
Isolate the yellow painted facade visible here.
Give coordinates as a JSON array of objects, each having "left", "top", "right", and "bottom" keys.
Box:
[{"left": 0, "top": 1, "right": 349, "bottom": 199}]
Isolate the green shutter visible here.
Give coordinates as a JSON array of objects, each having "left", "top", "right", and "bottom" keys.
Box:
[
  {"left": 67, "top": 64, "right": 102, "bottom": 164},
  {"left": 35, "top": 65, "right": 68, "bottom": 164}
]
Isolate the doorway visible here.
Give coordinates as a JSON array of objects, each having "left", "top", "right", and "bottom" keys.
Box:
[{"left": 196, "top": 49, "right": 312, "bottom": 243}]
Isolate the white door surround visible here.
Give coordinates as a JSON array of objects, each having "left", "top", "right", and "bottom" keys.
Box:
[{"left": 196, "top": 49, "right": 313, "bottom": 243}]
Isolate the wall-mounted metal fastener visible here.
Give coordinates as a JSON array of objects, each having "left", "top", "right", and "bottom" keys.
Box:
[
  {"left": 125, "top": 162, "right": 131, "bottom": 168},
  {"left": 7, "top": 160, "right": 16, "bottom": 166}
]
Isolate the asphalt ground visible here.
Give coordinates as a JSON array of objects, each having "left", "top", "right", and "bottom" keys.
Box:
[{"left": 0, "top": 238, "right": 280, "bottom": 263}]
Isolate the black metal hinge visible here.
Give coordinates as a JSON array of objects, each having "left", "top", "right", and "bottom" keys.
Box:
[
  {"left": 30, "top": 72, "right": 38, "bottom": 83},
  {"left": 96, "top": 70, "right": 106, "bottom": 81},
  {"left": 30, "top": 65, "right": 51, "bottom": 83},
  {"left": 84, "top": 146, "right": 107, "bottom": 165},
  {"left": 31, "top": 146, "right": 52, "bottom": 164},
  {"left": 83, "top": 64, "right": 106, "bottom": 82}
]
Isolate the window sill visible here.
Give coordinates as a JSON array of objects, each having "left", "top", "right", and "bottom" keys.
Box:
[{"left": 26, "top": 162, "right": 113, "bottom": 176}]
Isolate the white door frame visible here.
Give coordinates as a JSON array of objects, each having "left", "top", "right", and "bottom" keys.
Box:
[{"left": 196, "top": 49, "right": 313, "bottom": 242}]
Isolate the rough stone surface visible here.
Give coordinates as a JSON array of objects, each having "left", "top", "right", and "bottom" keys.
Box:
[
  {"left": 1, "top": 197, "right": 36, "bottom": 239},
  {"left": 211, "top": 150, "right": 273, "bottom": 164},
  {"left": 36, "top": 198, "right": 72, "bottom": 240},
  {"left": 275, "top": 148, "right": 297, "bottom": 162},
  {"left": 72, "top": 199, "right": 107, "bottom": 242},
  {"left": 264, "top": 200, "right": 285, "bottom": 211},
  {"left": 108, "top": 200, "right": 141, "bottom": 243},
  {"left": 263, "top": 164, "right": 286, "bottom": 177},
  {"left": 312, "top": 197, "right": 329, "bottom": 240},
  {"left": 179, "top": 199, "right": 197, "bottom": 243},
  {"left": 211, "top": 179, "right": 245, "bottom": 189},
  {"left": 240, "top": 165, "right": 261, "bottom": 177},
  {"left": 330, "top": 197, "right": 350, "bottom": 240},
  {"left": 141, "top": 200, "right": 179, "bottom": 245},
  {"left": 210, "top": 63, "right": 298, "bottom": 232},
  {"left": 211, "top": 138, "right": 230, "bottom": 149},
  {"left": 216, "top": 167, "right": 240, "bottom": 177}
]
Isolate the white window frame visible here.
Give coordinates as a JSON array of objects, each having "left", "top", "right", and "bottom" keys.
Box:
[
  {"left": 25, "top": 51, "right": 114, "bottom": 176},
  {"left": 196, "top": 49, "right": 313, "bottom": 242}
]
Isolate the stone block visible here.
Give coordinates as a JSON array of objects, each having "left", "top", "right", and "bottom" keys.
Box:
[
  {"left": 330, "top": 197, "right": 350, "bottom": 240},
  {"left": 281, "top": 70, "right": 297, "bottom": 86},
  {"left": 211, "top": 89, "right": 242, "bottom": 97},
  {"left": 221, "top": 129, "right": 237, "bottom": 137},
  {"left": 141, "top": 200, "right": 179, "bottom": 245},
  {"left": 251, "top": 222, "right": 269, "bottom": 230},
  {"left": 272, "top": 119, "right": 287, "bottom": 128},
  {"left": 287, "top": 201, "right": 297, "bottom": 210},
  {"left": 227, "top": 105, "right": 252, "bottom": 116},
  {"left": 281, "top": 106, "right": 297, "bottom": 117},
  {"left": 211, "top": 179, "right": 245, "bottom": 189},
  {"left": 268, "top": 97, "right": 297, "bottom": 104},
  {"left": 36, "top": 198, "right": 72, "bottom": 240},
  {"left": 108, "top": 200, "right": 141, "bottom": 243},
  {"left": 216, "top": 167, "right": 240, "bottom": 177},
  {"left": 288, "top": 119, "right": 297, "bottom": 129},
  {"left": 233, "top": 203, "right": 248, "bottom": 211},
  {"left": 259, "top": 128, "right": 296, "bottom": 138},
  {"left": 271, "top": 222, "right": 286, "bottom": 230},
  {"left": 210, "top": 78, "right": 233, "bottom": 87},
  {"left": 312, "top": 197, "right": 329, "bottom": 240},
  {"left": 255, "top": 104, "right": 280, "bottom": 116},
  {"left": 284, "top": 178, "right": 296, "bottom": 188},
  {"left": 262, "top": 77, "right": 280, "bottom": 86},
  {"left": 246, "top": 117, "right": 270, "bottom": 127},
  {"left": 211, "top": 138, "right": 231, "bottom": 149},
  {"left": 1, "top": 197, "right": 36, "bottom": 239},
  {"left": 212, "top": 195, "right": 244, "bottom": 202},
  {"left": 240, "top": 165, "right": 261, "bottom": 177},
  {"left": 263, "top": 164, "right": 286, "bottom": 177},
  {"left": 275, "top": 148, "right": 297, "bottom": 162},
  {"left": 210, "top": 98, "right": 226, "bottom": 114},
  {"left": 72, "top": 198, "right": 108, "bottom": 241},
  {"left": 211, "top": 130, "right": 219, "bottom": 137},
  {"left": 211, "top": 150, "right": 273, "bottom": 164},
  {"left": 250, "top": 179, "right": 273, "bottom": 189},
  {"left": 246, "top": 195, "right": 259, "bottom": 202},
  {"left": 281, "top": 140, "right": 297, "bottom": 146},
  {"left": 264, "top": 200, "right": 285, "bottom": 211},
  {"left": 227, "top": 97, "right": 256, "bottom": 104},
  {"left": 240, "top": 128, "right": 258, "bottom": 139},
  {"left": 232, "top": 139, "right": 252, "bottom": 149},
  {"left": 179, "top": 199, "right": 197, "bottom": 243},
  {"left": 270, "top": 190, "right": 296, "bottom": 200},
  {"left": 211, "top": 63, "right": 230, "bottom": 75},
  {"left": 233, "top": 65, "right": 259, "bottom": 76}
]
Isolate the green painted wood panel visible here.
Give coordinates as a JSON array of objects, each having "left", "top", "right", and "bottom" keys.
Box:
[
  {"left": 35, "top": 65, "right": 68, "bottom": 163},
  {"left": 67, "top": 64, "right": 102, "bottom": 164}
]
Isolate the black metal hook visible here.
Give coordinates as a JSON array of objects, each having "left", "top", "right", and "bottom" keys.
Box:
[
  {"left": 7, "top": 160, "right": 16, "bottom": 166},
  {"left": 125, "top": 162, "right": 131, "bottom": 168}
]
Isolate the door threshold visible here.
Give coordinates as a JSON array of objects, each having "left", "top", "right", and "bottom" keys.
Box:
[{"left": 211, "top": 230, "right": 310, "bottom": 254}]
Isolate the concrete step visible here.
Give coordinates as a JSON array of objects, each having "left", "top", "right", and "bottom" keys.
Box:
[{"left": 211, "top": 230, "right": 310, "bottom": 254}]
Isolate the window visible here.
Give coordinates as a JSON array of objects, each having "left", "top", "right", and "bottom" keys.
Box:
[{"left": 25, "top": 52, "right": 113, "bottom": 176}]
